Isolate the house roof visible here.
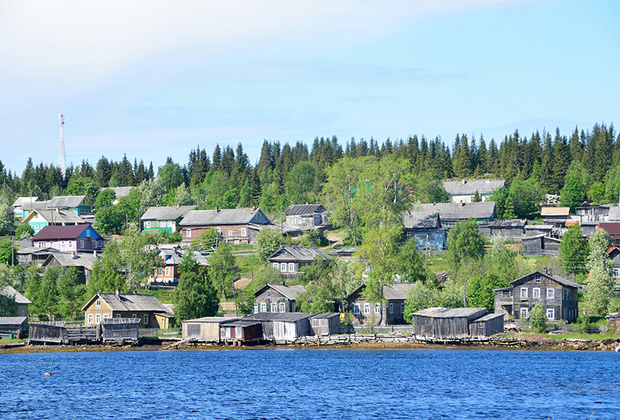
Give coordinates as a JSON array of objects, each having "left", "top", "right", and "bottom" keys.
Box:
[
  {"left": 0, "top": 316, "right": 28, "bottom": 326},
  {"left": 48, "top": 195, "right": 87, "bottom": 208},
  {"left": 510, "top": 271, "right": 580, "bottom": 289},
  {"left": 268, "top": 245, "right": 330, "bottom": 262},
  {"left": 22, "top": 200, "right": 50, "bottom": 211},
  {"left": 541, "top": 207, "right": 570, "bottom": 216},
  {"left": 348, "top": 283, "right": 415, "bottom": 301},
  {"left": 479, "top": 219, "right": 527, "bottom": 229},
  {"left": 141, "top": 205, "right": 195, "bottom": 221},
  {"left": 158, "top": 246, "right": 208, "bottom": 266},
  {"left": 442, "top": 179, "right": 505, "bottom": 195},
  {"left": 285, "top": 204, "right": 325, "bottom": 216},
  {"left": 41, "top": 253, "right": 98, "bottom": 270},
  {"left": 0, "top": 286, "right": 32, "bottom": 304},
  {"left": 524, "top": 225, "right": 553, "bottom": 231},
  {"left": 243, "top": 312, "right": 314, "bottom": 322},
  {"left": 253, "top": 283, "right": 306, "bottom": 300},
  {"left": 27, "top": 209, "right": 85, "bottom": 225},
  {"left": 413, "top": 307, "right": 487, "bottom": 318},
  {"left": 599, "top": 222, "right": 620, "bottom": 236},
  {"left": 12, "top": 197, "right": 39, "bottom": 207},
  {"left": 82, "top": 293, "right": 168, "bottom": 313},
  {"left": 408, "top": 202, "right": 496, "bottom": 221},
  {"left": 403, "top": 212, "right": 441, "bottom": 229},
  {"left": 101, "top": 186, "right": 134, "bottom": 199},
  {"left": 179, "top": 208, "right": 269, "bottom": 226},
  {"left": 32, "top": 224, "right": 100, "bottom": 241}
]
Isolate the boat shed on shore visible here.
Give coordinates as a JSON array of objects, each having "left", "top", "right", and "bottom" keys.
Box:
[
  {"left": 219, "top": 319, "right": 263, "bottom": 344},
  {"left": 0, "top": 316, "right": 28, "bottom": 339},
  {"left": 243, "top": 312, "right": 315, "bottom": 341},
  {"left": 310, "top": 313, "right": 341, "bottom": 336},
  {"left": 411, "top": 307, "right": 504, "bottom": 340},
  {"left": 181, "top": 317, "right": 239, "bottom": 342}
]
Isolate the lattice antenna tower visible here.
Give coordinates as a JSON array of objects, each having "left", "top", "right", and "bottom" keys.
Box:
[{"left": 58, "top": 113, "right": 66, "bottom": 177}]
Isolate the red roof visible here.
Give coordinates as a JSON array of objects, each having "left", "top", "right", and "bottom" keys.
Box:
[
  {"left": 32, "top": 224, "right": 92, "bottom": 241},
  {"left": 599, "top": 222, "right": 620, "bottom": 236}
]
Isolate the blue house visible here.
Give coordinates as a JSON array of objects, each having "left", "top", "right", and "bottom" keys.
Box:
[{"left": 402, "top": 211, "right": 446, "bottom": 250}]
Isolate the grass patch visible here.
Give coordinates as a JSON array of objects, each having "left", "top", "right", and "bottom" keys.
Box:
[
  {"left": 426, "top": 255, "right": 451, "bottom": 273},
  {"left": 546, "top": 332, "right": 620, "bottom": 340},
  {"left": 141, "top": 289, "right": 175, "bottom": 304}
]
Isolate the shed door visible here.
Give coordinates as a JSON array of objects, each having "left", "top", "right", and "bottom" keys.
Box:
[
  {"left": 187, "top": 324, "right": 201, "bottom": 338},
  {"left": 236, "top": 327, "right": 243, "bottom": 339}
]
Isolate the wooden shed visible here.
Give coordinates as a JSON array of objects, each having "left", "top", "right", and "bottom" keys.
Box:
[
  {"left": 29, "top": 322, "right": 100, "bottom": 344},
  {"left": 606, "top": 312, "right": 620, "bottom": 335},
  {"left": 219, "top": 319, "right": 263, "bottom": 344},
  {"left": 468, "top": 313, "right": 505, "bottom": 338},
  {"left": 182, "top": 317, "right": 239, "bottom": 342},
  {"left": 243, "top": 312, "right": 314, "bottom": 341},
  {"left": 101, "top": 318, "right": 140, "bottom": 342},
  {"left": 522, "top": 234, "right": 561, "bottom": 257},
  {"left": 411, "top": 307, "right": 489, "bottom": 340},
  {"left": 0, "top": 316, "right": 28, "bottom": 339},
  {"left": 310, "top": 313, "right": 341, "bottom": 336}
]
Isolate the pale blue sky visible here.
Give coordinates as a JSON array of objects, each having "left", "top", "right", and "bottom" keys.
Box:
[{"left": 1, "top": 0, "right": 618, "bottom": 173}]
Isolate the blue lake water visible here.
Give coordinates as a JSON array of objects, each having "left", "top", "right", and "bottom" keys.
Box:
[{"left": 1, "top": 348, "right": 619, "bottom": 419}]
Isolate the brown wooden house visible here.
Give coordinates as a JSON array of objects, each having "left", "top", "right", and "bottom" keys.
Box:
[
  {"left": 253, "top": 283, "right": 306, "bottom": 313},
  {"left": 179, "top": 208, "right": 271, "bottom": 245},
  {"left": 82, "top": 292, "right": 173, "bottom": 328},
  {"left": 411, "top": 307, "right": 504, "bottom": 340},
  {"left": 267, "top": 245, "right": 330, "bottom": 280},
  {"left": 0, "top": 286, "right": 31, "bottom": 318},
  {"left": 347, "top": 283, "right": 414, "bottom": 326}
]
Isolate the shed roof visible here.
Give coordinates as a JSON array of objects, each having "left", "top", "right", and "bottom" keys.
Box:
[
  {"left": 408, "top": 202, "right": 496, "bottom": 221},
  {"left": 0, "top": 286, "right": 32, "bottom": 304},
  {"left": 0, "top": 316, "right": 28, "bottom": 326},
  {"left": 48, "top": 195, "right": 87, "bottom": 208},
  {"left": 22, "top": 200, "right": 50, "bottom": 211},
  {"left": 285, "top": 204, "right": 326, "bottom": 216},
  {"left": 32, "top": 224, "right": 99, "bottom": 241},
  {"left": 413, "top": 307, "right": 487, "bottom": 318},
  {"left": 253, "top": 283, "right": 306, "bottom": 300},
  {"left": 524, "top": 225, "right": 553, "bottom": 231},
  {"left": 141, "top": 205, "right": 195, "bottom": 221},
  {"left": 479, "top": 219, "right": 526, "bottom": 228},
  {"left": 402, "top": 212, "right": 441, "bottom": 229},
  {"left": 179, "top": 208, "right": 269, "bottom": 226},
  {"left": 268, "top": 245, "right": 330, "bottom": 262},
  {"left": 541, "top": 207, "right": 570, "bottom": 216},
  {"left": 470, "top": 313, "right": 505, "bottom": 322},
  {"left": 442, "top": 179, "right": 505, "bottom": 195},
  {"left": 82, "top": 293, "right": 168, "bottom": 313}
]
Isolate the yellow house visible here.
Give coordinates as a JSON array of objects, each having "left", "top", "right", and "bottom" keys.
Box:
[{"left": 82, "top": 292, "right": 174, "bottom": 329}]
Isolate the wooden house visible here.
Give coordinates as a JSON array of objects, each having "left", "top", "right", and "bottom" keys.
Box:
[
  {"left": 219, "top": 319, "right": 263, "bottom": 344},
  {"left": 524, "top": 224, "right": 554, "bottom": 237},
  {"left": 608, "top": 247, "right": 620, "bottom": 287},
  {"left": 24, "top": 209, "right": 86, "bottom": 234},
  {"left": 493, "top": 271, "right": 579, "bottom": 322},
  {"left": 0, "top": 286, "right": 31, "bottom": 318},
  {"left": 408, "top": 202, "right": 496, "bottom": 230},
  {"left": 329, "top": 246, "right": 359, "bottom": 262},
  {"left": 521, "top": 234, "right": 561, "bottom": 257},
  {"left": 32, "top": 224, "right": 104, "bottom": 253},
  {"left": 347, "top": 283, "right": 414, "bottom": 326},
  {"left": 267, "top": 245, "right": 330, "bottom": 279},
  {"left": 149, "top": 245, "right": 208, "bottom": 286},
  {"left": 12, "top": 196, "right": 40, "bottom": 220},
  {"left": 310, "top": 313, "right": 341, "bottom": 335},
  {"left": 402, "top": 212, "right": 446, "bottom": 250},
  {"left": 478, "top": 219, "right": 527, "bottom": 239},
  {"left": 575, "top": 203, "right": 610, "bottom": 223},
  {"left": 285, "top": 204, "right": 329, "bottom": 227},
  {"left": 442, "top": 179, "right": 505, "bottom": 203},
  {"left": 0, "top": 316, "right": 28, "bottom": 339},
  {"left": 243, "top": 312, "right": 314, "bottom": 341},
  {"left": 411, "top": 307, "right": 504, "bottom": 340},
  {"left": 82, "top": 292, "right": 172, "bottom": 328},
  {"left": 599, "top": 222, "right": 620, "bottom": 248},
  {"left": 541, "top": 207, "right": 571, "bottom": 228},
  {"left": 39, "top": 252, "right": 97, "bottom": 282},
  {"left": 48, "top": 195, "right": 92, "bottom": 216},
  {"left": 140, "top": 205, "right": 195, "bottom": 234},
  {"left": 180, "top": 208, "right": 271, "bottom": 245},
  {"left": 253, "top": 283, "right": 306, "bottom": 313},
  {"left": 19, "top": 199, "right": 48, "bottom": 220},
  {"left": 181, "top": 317, "right": 239, "bottom": 342}
]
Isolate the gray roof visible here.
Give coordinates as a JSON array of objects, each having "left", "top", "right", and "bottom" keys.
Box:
[
  {"left": 442, "top": 179, "right": 504, "bottom": 195},
  {"left": 409, "top": 202, "right": 496, "bottom": 221},
  {"left": 479, "top": 219, "right": 526, "bottom": 228},
  {"left": 403, "top": 212, "right": 441, "bottom": 229},
  {"left": 524, "top": 225, "right": 553, "bottom": 231},
  {"left": 33, "top": 209, "right": 85, "bottom": 224},
  {"left": 609, "top": 206, "right": 620, "bottom": 221},
  {"left": 183, "top": 316, "right": 239, "bottom": 324},
  {"left": 41, "top": 253, "right": 97, "bottom": 270},
  {"left": 22, "top": 200, "right": 50, "bottom": 211},
  {"left": 48, "top": 195, "right": 87, "bottom": 209},
  {"left": 0, "top": 286, "right": 32, "bottom": 304},
  {"left": 179, "top": 208, "right": 270, "bottom": 226},
  {"left": 243, "top": 312, "right": 314, "bottom": 322},
  {"left": 254, "top": 283, "right": 306, "bottom": 300},
  {"left": 102, "top": 186, "right": 134, "bottom": 199},
  {"left": 12, "top": 197, "right": 39, "bottom": 207},
  {"left": 383, "top": 283, "right": 415, "bottom": 300},
  {"left": 268, "top": 245, "right": 330, "bottom": 262},
  {"left": 510, "top": 271, "right": 580, "bottom": 289},
  {"left": 83, "top": 293, "right": 168, "bottom": 312},
  {"left": 0, "top": 316, "right": 28, "bottom": 326},
  {"left": 158, "top": 245, "right": 208, "bottom": 266},
  {"left": 141, "top": 206, "right": 195, "bottom": 221},
  {"left": 413, "top": 307, "right": 487, "bottom": 318},
  {"left": 285, "top": 204, "right": 326, "bottom": 216}
]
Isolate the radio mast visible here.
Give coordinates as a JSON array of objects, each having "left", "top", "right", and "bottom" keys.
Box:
[{"left": 58, "top": 113, "right": 66, "bottom": 177}]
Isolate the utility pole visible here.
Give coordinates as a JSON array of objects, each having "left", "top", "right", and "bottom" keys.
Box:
[{"left": 58, "top": 113, "right": 66, "bottom": 178}]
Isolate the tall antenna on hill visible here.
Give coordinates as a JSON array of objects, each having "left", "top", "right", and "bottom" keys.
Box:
[{"left": 58, "top": 113, "right": 66, "bottom": 177}]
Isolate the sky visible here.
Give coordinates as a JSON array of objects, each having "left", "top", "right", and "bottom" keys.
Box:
[{"left": 1, "top": 0, "right": 619, "bottom": 174}]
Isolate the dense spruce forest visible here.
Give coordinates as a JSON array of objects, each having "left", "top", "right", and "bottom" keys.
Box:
[{"left": 1, "top": 122, "right": 620, "bottom": 232}]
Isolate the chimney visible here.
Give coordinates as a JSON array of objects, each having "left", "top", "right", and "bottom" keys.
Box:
[
  {"left": 115, "top": 289, "right": 120, "bottom": 298},
  {"left": 462, "top": 179, "right": 467, "bottom": 185},
  {"left": 459, "top": 201, "right": 464, "bottom": 207},
  {"left": 215, "top": 207, "right": 219, "bottom": 213}
]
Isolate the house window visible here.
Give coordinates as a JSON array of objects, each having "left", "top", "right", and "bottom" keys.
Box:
[
  {"left": 266, "top": 291, "right": 271, "bottom": 297},
  {"left": 96, "top": 300, "right": 101, "bottom": 308},
  {"left": 116, "top": 314, "right": 121, "bottom": 318},
  {"left": 144, "top": 314, "right": 149, "bottom": 325},
  {"left": 271, "top": 303, "right": 278, "bottom": 312},
  {"left": 546, "top": 308, "right": 555, "bottom": 320},
  {"left": 158, "top": 268, "right": 164, "bottom": 276},
  {"left": 216, "top": 228, "right": 221, "bottom": 234},
  {"left": 260, "top": 302, "right": 267, "bottom": 312},
  {"left": 547, "top": 288, "right": 555, "bottom": 299},
  {"left": 145, "top": 221, "right": 151, "bottom": 229},
  {"left": 520, "top": 307, "right": 529, "bottom": 319},
  {"left": 400, "top": 303, "right": 405, "bottom": 314},
  {"left": 86, "top": 230, "right": 91, "bottom": 237},
  {"left": 389, "top": 303, "right": 394, "bottom": 314},
  {"left": 253, "top": 304, "right": 258, "bottom": 314},
  {"left": 167, "top": 221, "right": 173, "bottom": 227},
  {"left": 241, "top": 228, "right": 247, "bottom": 237},
  {"left": 534, "top": 274, "right": 541, "bottom": 283},
  {"left": 279, "top": 302, "right": 286, "bottom": 313},
  {"left": 88, "top": 314, "right": 94, "bottom": 324},
  {"left": 68, "top": 241, "right": 72, "bottom": 247},
  {"left": 228, "top": 230, "right": 233, "bottom": 237},
  {"left": 186, "top": 229, "right": 192, "bottom": 238},
  {"left": 614, "top": 268, "right": 620, "bottom": 278},
  {"left": 95, "top": 314, "right": 101, "bottom": 323},
  {"left": 280, "top": 263, "right": 287, "bottom": 272},
  {"left": 35, "top": 225, "right": 40, "bottom": 232},
  {"left": 79, "top": 240, "right": 84, "bottom": 248},
  {"left": 354, "top": 304, "right": 360, "bottom": 314},
  {"left": 533, "top": 288, "right": 540, "bottom": 299},
  {"left": 273, "top": 263, "right": 279, "bottom": 269},
  {"left": 160, "top": 220, "right": 167, "bottom": 228},
  {"left": 288, "top": 263, "right": 295, "bottom": 272},
  {"left": 165, "top": 267, "right": 171, "bottom": 276},
  {"left": 374, "top": 303, "right": 381, "bottom": 314},
  {"left": 363, "top": 303, "right": 371, "bottom": 314},
  {"left": 520, "top": 288, "right": 528, "bottom": 298}
]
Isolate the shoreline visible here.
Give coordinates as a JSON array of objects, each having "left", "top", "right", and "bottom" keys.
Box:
[{"left": 2, "top": 332, "right": 619, "bottom": 354}]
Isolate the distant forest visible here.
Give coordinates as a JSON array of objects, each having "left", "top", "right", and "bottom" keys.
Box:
[{"left": 1, "top": 122, "right": 620, "bottom": 220}]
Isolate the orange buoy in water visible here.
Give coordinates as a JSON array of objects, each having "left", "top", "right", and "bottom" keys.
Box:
[{"left": 44, "top": 372, "right": 52, "bottom": 376}]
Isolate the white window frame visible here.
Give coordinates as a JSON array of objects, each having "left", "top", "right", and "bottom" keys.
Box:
[
  {"left": 520, "top": 287, "right": 528, "bottom": 298},
  {"left": 79, "top": 239, "right": 84, "bottom": 248},
  {"left": 271, "top": 303, "right": 278, "bottom": 312},
  {"left": 144, "top": 314, "right": 149, "bottom": 325},
  {"left": 165, "top": 267, "right": 171, "bottom": 276},
  {"left": 546, "top": 308, "right": 555, "bottom": 320},
  {"left": 520, "top": 307, "right": 529, "bottom": 319},
  {"left": 374, "top": 303, "right": 381, "bottom": 314},
  {"left": 279, "top": 302, "right": 286, "bottom": 313},
  {"left": 614, "top": 268, "right": 620, "bottom": 278},
  {"left": 273, "top": 263, "right": 279, "bottom": 269},
  {"left": 145, "top": 221, "right": 151, "bottom": 229},
  {"left": 546, "top": 288, "right": 554, "bottom": 299},
  {"left": 96, "top": 300, "right": 101, "bottom": 308},
  {"left": 288, "top": 263, "right": 295, "bottom": 272},
  {"left": 260, "top": 302, "right": 267, "bottom": 312},
  {"left": 158, "top": 267, "right": 164, "bottom": 276},
  {"left": 228, "top": 230, "right": 233, "bottom": 236},
  {"left": 532, "top": 288, "right": 540, "bottom": 299},
  {"left": 354, "top": 304, "right": 360, "bottom": 314},
  {"left": 253, "top": 304, "right": 258, "bottom": 314},
  {"left": 280, "top": 263, "right": 287, "bottom": 272},
  {"left": 534, "top": 273, "right": 541, "bottom": 283},
  {"left": 159, "top": 220, "right": 167, "bottom": 228},
  {"left": 241, "top": 228, "right": 247, "bottom": 237},
  {"left": 86, "top": 230, "right": 91, "bottom": 237},
  {"left": 363, "top": 303, "right": 371, "bottom": 314},
  {"left": 389, "top": 303, "right": 394, "bottom": 314},
  {"left": 95, "top": 314, "right": 101, "bottom": 323},
  {"left": 88, "top": 314, "right": 94, "bottom": 324},
  {"left": 186, "top": 228, "right": 192, "bottom": 238}
]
